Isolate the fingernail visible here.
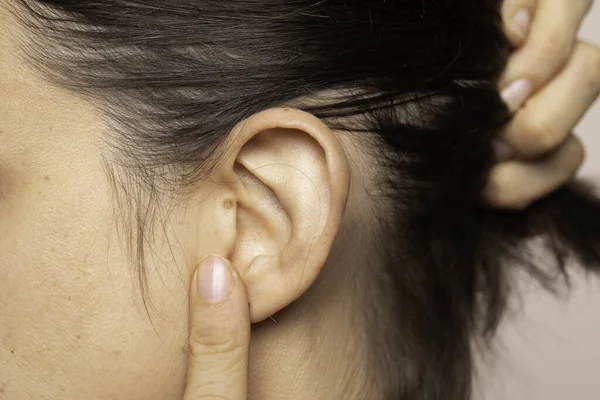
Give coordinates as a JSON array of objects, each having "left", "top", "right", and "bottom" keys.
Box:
[
  {"left": 195, "top": 255, "right": 232, "bottom": 303},
  {"left": 492, "top": 139, "right": 515, "bottom": 160},
  {"left": 512, "top": 9, "right": 531, "bottom": 41},
  {"left": 501, "top": 78, "right": 533, "bottom": 112}
]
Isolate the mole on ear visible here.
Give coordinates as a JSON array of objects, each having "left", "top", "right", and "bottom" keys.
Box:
[{"left": 223, "top": 199, "right": 234, "bottom": 210}]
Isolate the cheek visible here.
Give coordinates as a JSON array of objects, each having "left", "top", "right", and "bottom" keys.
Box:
[
  {"left": 0, "top": 34, "right": 190, "bottom": 397},
  {"left": 0, "top": 168, "right": 189, "bottom": 399}
]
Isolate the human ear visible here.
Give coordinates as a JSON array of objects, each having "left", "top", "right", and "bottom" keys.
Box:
[{"left": 206, "top": 107, "right": 350, "bottom": 323}]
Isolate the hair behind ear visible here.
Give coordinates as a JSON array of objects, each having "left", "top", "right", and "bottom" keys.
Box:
[{"left": 475, "top": 180, "right": 600, "bottom": 333}]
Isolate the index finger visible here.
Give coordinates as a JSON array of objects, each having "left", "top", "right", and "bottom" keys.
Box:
[
  {"left": 499, "top": 0, "right": 593, "bottom": 89},
  {"left": 183, "top": 255, "right": 250, "bottom": 400}
]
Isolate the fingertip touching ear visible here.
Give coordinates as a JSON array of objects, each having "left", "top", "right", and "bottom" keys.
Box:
[{"left": 197, "top": 107, "right": 351, "bottom": 322}]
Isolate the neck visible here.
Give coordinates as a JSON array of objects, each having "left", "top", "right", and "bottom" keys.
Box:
[
  {"left": 248, "top": 176, "right": 381, "bottom": 400},
  {"left": 248, "top": 284, "right": 374, "bottom": 400}
]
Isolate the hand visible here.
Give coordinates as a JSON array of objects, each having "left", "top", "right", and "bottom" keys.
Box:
[
  {"left": 483, "top": 0, "right": 600, "bottom": 210},
  {"left": 183, "top": 255, "right": 250, "bottom": 400}
]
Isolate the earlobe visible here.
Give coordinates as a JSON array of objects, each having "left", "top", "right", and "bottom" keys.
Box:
[{"left": 214, "top": 108, "right": 351, "bottom": 322}]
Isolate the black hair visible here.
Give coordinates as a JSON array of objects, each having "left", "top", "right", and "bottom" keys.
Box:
[{"left": 12, "top": 1, "right": 600, "bottom": 399}]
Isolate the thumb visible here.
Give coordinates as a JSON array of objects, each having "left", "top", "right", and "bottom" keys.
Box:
[{"left": 183, "top": 254, "right": 250, "bottom": 400}]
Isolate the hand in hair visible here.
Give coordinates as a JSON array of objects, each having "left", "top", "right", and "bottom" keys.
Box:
[
  {"left": 183, "top": 255, "right": 250, "bottom": 400},
  {"left": 484, "top": 0, "right": 599, "bottom": 210}
]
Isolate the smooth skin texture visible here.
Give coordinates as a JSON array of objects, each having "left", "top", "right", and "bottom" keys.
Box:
[
  {"left": 2, "top": 5, "right": 357, "bottom": 396},
  {"left": 0, "top": 1, "right": 597, "bottom": 400},
  {"left": 181, "top": 1, "right": 600, "bottom": 399}
]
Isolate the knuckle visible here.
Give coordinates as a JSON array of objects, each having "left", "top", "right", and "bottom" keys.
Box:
[
  {"left": 188, "top": 327, "right": 243, "bottom": 358},
  {"left": 519, "top": 115, "right": 562, "bottom": 154},
  {"left": 539, "top": 30, "right": 572, "bottom": 68},
  {"left": 484, "top": 165, "right": 529, "bottom": 210},
  {"left": 189, "top": 350, "right": 246, "bottom": 389},
  {"left": 578, "top": 42, "right": 600, "bottom": 80}
]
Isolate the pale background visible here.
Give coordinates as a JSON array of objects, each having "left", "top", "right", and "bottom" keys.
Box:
[{"left": 475, "top": 6, "right": 600, "bottom": 400}]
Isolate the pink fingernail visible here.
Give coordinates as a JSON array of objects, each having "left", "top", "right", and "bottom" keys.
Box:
[
  {"left": 513, "top": 9, "right": 531, "bottom": 41},
  {"left": 501, "top": 78, "right": 533, "bottom": 112},
  {"left": 195, "top": 255, "right": 232, "bottom": 303},
  {"left": 492, "top": 139, "right": 515, "bottom": 161}
]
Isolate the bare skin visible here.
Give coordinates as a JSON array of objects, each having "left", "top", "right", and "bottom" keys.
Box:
[
  {"left": 181, "top": 1, "right": 600, "bottom": 399},
  {"left": 484, "top": 0, "right": 599, "bottom": 209},
  {"left": 0, "top": 1, "right": 597, "bottom": 400}
]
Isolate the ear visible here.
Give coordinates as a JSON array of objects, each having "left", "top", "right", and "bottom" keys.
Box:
[{"left": 210, "top": 107, "right": 350, "bottom": 323}]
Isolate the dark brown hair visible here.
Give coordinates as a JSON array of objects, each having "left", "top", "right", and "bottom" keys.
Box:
[{"left": 13, "top": 1, "right": 600, "bottom": 398}]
